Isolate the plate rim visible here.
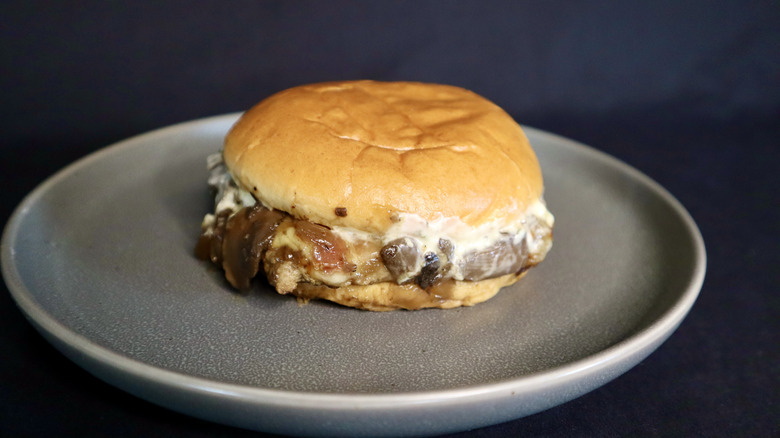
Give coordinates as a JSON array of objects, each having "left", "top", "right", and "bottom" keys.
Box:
[{"left": 1, "top": 113, "right": 706, "bottom": 425}]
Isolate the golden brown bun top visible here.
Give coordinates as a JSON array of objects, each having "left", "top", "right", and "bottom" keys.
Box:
[{"left": 224, "top": 80, "right": 543, "bottom": 234}]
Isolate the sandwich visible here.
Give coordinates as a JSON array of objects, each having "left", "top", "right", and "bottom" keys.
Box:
[{"left": 196, "top": 80, "right": 554, "bottom": 310}]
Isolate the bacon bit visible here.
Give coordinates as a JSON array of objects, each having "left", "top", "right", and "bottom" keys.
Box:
[{"left": 295, "top": 221, "right": 350, "bottom": 271}]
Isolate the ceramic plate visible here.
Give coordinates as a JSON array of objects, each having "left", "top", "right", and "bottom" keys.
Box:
[{"left": 2, "top": 114, "right": 705, "bottom": 437}]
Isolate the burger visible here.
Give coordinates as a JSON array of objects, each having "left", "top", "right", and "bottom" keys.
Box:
[{"left": 196, "top": 80, "right": 554, "bottom": 311}]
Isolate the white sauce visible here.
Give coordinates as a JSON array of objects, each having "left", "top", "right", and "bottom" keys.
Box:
[
  {"left": 330, "top": 199, "right": 554, "bottom": 281},
  {"left": 203, "top": 154, "right": 554, "bottom": 283}
]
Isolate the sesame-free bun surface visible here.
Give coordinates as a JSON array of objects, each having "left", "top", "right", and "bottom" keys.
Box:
[
  {"left": 292, "top": 272, "right": 526, "bottom": 311},
  {"left": 224, "top": 80, "right": 543, "bottom": 234}
]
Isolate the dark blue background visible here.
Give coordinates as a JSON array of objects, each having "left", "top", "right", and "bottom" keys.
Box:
[{"left": 2, "top": 1, "right": 778, "bottom": 437}]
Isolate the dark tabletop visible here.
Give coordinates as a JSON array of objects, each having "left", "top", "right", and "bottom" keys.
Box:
[{"left": 2, "top": 2, "right": 778, "bottom": 437}]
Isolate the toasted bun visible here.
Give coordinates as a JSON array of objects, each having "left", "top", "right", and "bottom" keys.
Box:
[
  {"left": 292, "top": 272, "right": 527, "bottom": 311},
  {"left": 223, "top": 80, "right": 543, "bottom": 234}
]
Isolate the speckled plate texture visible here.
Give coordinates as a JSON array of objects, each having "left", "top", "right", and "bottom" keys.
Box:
[{"left": 2, "top": 114, "right": 705, "bottom": 437}]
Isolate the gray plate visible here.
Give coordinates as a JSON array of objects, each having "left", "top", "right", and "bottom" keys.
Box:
[{"left": 2, "top": 114, "right": 705, "bottom": 437}]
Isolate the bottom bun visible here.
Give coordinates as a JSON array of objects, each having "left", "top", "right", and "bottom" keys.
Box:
[{"left": 289, "top": 272, "right": 528, "bottom": 311}]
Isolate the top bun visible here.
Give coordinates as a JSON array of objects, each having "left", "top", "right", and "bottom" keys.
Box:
[{"left": 223, "top": 80, "right": 543, "bottom": 234}]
